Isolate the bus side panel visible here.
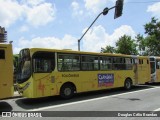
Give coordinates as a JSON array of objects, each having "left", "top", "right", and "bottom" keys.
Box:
[
  {"left": 156, "top": 69, "right": 160, "bottom": 82},
  {"left": 137, "top": 58, "right": 150, "bottom": 84},
  {"left": 55, "top": 72, "right": 81, "bottom": 94},
  {"left": 32, "top": 72, "right": 59, "bottom": 98},
  {"left": 55, "top": 71, "right": 115, "bottom": 93},
  {"left": 95, "top": 70, "right": 134, "bottom": 91},
  {"left": 0, "top": 45, "right": 13, "bottom": 99},
  {"left": 80, "top": 71, "right": 97, "bottom": 92},
  {"left": 115, "top": 70, "right": 134, "bottom": 87},
  {"left": 56, "top": 70, "right": 134, "bottom": 94}
]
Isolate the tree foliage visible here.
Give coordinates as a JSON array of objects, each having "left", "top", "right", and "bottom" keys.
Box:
[
  {"left": 135, "top": 34, "right": 146, "bottom": 55},
  {"left": 144, "top": 17, "right": 160, "bottom": 56},
  {"left": 101, "top": 35, "right": 138, "bottom": 55},
  {"left": 101, "top": 45, "right": 115, "bottom": 53},
  {"left": 101, "top": 17, "right": 160, "bottom": 56},
  {"left": 116, "top": 35, "right": 138, "bottom": 55}
]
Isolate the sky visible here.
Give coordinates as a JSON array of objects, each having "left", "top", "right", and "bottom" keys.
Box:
[{"left": 0, "top": 0, "right": 160, "bottom": 54}]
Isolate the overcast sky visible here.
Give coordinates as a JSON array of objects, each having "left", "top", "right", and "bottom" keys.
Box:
[{"left": 0, "top": 0, "right": 160, "bottom": 54}]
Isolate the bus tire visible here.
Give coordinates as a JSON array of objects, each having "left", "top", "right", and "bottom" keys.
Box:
[
  {"left": 60, "top": 84, "right": 74, "bottom": 99},
  {"left": 124, "top": 79, "right": 132, "bottom": 90}
]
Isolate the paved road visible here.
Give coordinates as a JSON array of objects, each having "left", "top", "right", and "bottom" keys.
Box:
[{"left": 1, "top": 84, "right": 160, "bottom": 120}]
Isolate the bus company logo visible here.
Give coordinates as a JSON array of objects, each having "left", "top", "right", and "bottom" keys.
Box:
[
  {"left": 62, "top": 74, "right": 79, "bottom": 77},
  {"left": 2, "top": 112, "right": 11, "bottom": 117},
  {"left": 98, "top": 74, "right": 114, "bottom": 87}
]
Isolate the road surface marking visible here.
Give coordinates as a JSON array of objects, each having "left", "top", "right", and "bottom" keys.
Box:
[
  {"left": 153, "top": 108, "right": 160, "bottom": 112},
  {"left": 29, "top": 86, "right": 160, "bottom": 111}
]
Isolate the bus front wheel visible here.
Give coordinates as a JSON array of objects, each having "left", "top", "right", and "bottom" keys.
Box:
[
  {"left": 124, "top": 79, "right": 132, "bottom": 90},
  {"left": 60, "top": 84, "right": 74, "bottom": 99}
]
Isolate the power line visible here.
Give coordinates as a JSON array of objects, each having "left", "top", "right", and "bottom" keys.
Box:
[{"left": 126, "top": 1, "right": 160, "bottom": 4}]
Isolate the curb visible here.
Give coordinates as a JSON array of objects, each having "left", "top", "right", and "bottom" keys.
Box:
[{"left": 13, "top": 91, "right": 22, "bottom": 99}]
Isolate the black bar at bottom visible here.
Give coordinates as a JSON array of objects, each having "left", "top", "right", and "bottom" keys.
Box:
[{"left": 1, "top": 111, "right": 160, "bottom": 117}]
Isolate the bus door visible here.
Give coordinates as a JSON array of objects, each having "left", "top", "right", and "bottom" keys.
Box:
[
  {"left": 150, "top": 58, "right": 156, "bottom": 82},
  {"left": 133, "top": 57, "right": 138, "bottom": 85},
  {"left": 32, "top": 52, "right": 55, "bottom": 97},
  {"left": 156, "top": 59, "right": 160, "bottom": 82},
  {"left": 133, "top": 57, "right": 148, "bottom": 84},
  {"left": 137, "top": 58, "right": 150, "bottom": 84},
  {"left": 0, "top": 45, "right": 13, "bottom": 99}
]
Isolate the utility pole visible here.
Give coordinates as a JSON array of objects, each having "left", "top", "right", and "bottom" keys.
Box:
[{"left": 78, "top": 0, "right": 124, "bottom": 51}]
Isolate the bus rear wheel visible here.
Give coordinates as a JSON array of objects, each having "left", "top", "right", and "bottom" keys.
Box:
[
  {"left": 124, "top": 79, "right": 132, "bottom": 90},
  {"left": 60, "top": 84, "right": 74, "bottom": 99}
]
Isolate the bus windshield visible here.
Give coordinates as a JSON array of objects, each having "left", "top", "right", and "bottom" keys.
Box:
[{"left": 17, "top": 49, "right": 31, "bottom": 84}]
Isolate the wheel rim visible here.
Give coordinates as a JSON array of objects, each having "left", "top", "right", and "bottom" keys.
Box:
[
  {"left": 64, "top": 87, "right": 71, "bottom": 96},
  {"left": 126, "top": 81, "right": 130, "bottom": 89}
]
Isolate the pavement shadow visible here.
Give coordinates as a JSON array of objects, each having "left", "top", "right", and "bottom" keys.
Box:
[
  {"left": 146, "top": 82, "right": 160, "bottom": 86},
  {"left": 0, "top": 101, "right": 13, "bottom": 115},
  {"left": 16, "top": 95, "right": 61, "bottom": 110},
  {"left": 15, "top": 85, "right": 155, "bottom": 110}
]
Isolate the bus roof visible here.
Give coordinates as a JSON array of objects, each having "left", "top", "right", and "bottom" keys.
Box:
[
  {"left": 0, "top": 43, "right": 12, "bottom": 47},
  {"left": 150, "top": 56, "right": 160, "bottom": 59},
  {"left": 22, "top": 47, "right": 141, "bottom": 58}
]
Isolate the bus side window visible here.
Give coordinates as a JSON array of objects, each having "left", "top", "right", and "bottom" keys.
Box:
[
  {"left": 125, "top": 58, "right": 132, "bottom": 70},
  {"left": 81, "top": 56, "right": 93, "bottom": 70},
  {"left": 93, "top": 57, "right": 99, "bottom": 70},
  {"left": 33, "top": 52, "right": 55, "bottom": 73},
  {"left": 34, "top": 59, "right": 52, "bottom": 73},
  {"left": 0, "top": 50, "right": 5, "bottom": 59},
  {"left": 139, "top": 59, "right": 143, "bottom": 64},
  {"left": 112, "top": 57, "right": 125, "bottom": 70},
  {"left": 156, "top": 60, "right": 160, "bottom": 69},
  {"left": 81, "top": 55, "right": 99, "bottom": 71},
  {"left": 100, "top": 57, "right": 112, "bottom": 70},
  {"left": 58, "top": 54, "right": 80, "bottom": 71}
]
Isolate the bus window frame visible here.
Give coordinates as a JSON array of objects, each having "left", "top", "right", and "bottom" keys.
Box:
[
  {"left": 57, "top": 53, "right": 81, "bottom": 72},
  {"left": 156, "top": 59, "right": 160, "bottom": 69},
  {"left": 81, "top": 55, "right": 99, "bottom": 71},
  {"left": 57, "top": 53, "right": 133, "bottom": 72},
  {"left": 99, "top": 56, "right": 112, "bottom": 71},
  {"left": 0, "top": 49, "right": 5, "bottom": 59},
  {"left": 32, "top": 51, "right": 55, "bottom": 73}
]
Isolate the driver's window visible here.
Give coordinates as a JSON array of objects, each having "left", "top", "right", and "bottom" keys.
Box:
[
  {"left": 33, "top": 52, "right": 55, "bottom": 73},
  {"left": 34, "top": 59, "right": 52, "bottom": 72}
]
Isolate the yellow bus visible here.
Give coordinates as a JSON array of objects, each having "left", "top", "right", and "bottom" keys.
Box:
[
  {"left": 0, "top": 43, "right": 13, "bottom": 99},
  {"left": 150, "top": 56, "right": 160, "bottom": 83},
  {"left": 16, "top": 48, "right": 151, "bottom": 99}
]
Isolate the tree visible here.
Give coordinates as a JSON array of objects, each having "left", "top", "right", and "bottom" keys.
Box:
[
  {"left": 116, "top": 35, "right": 138, "bottom": 55},
  {"left": 144, "top": 17, "right": 160, "bottom": 56},
  {"left": 100, "top": 17, "right": 160, "bottom": 55},
  {"left": 135, "top": 34, "right": 147, "bottom": 55},
  {"left": 101, "top": 45, "right": 115, "bottom": 53}
]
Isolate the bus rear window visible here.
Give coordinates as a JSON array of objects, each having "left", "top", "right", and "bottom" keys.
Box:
[{"left": 0, "top": 50, "right": 5, "bottom": 59}]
